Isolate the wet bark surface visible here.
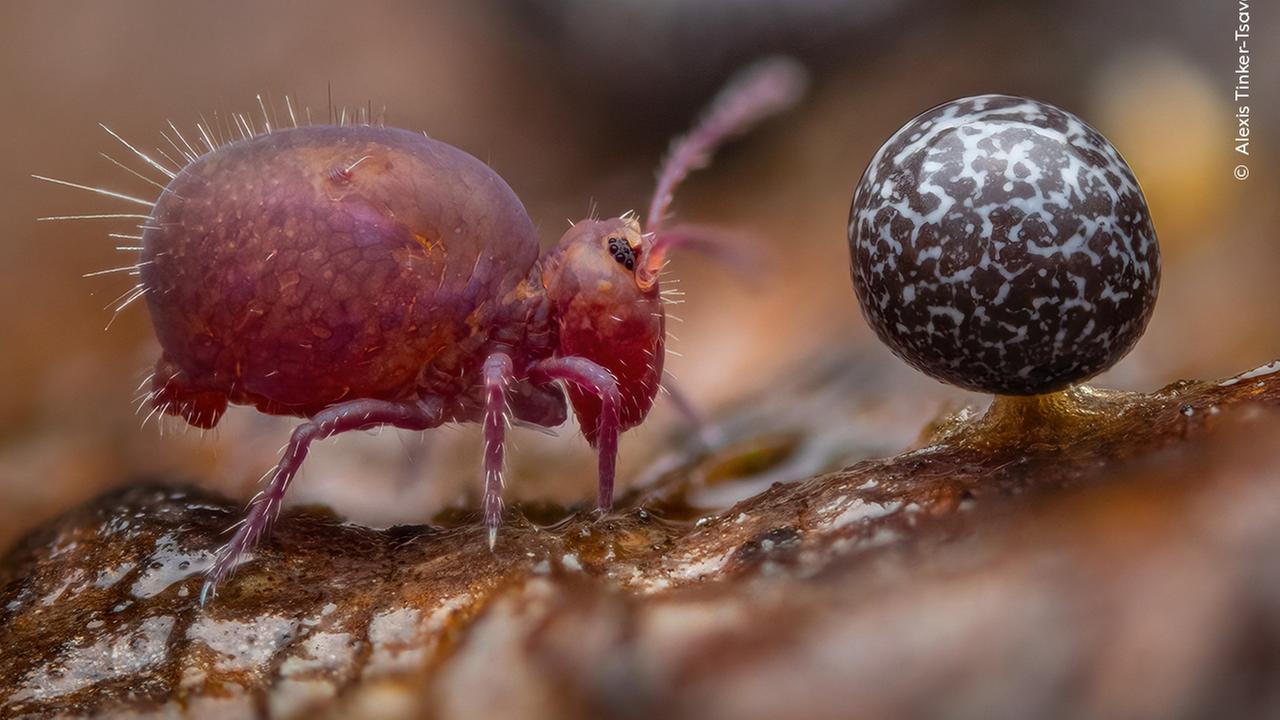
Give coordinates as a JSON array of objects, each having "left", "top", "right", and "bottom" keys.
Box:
[{"left": 3, "top": 357, "right": 1280, "bottom": 719}]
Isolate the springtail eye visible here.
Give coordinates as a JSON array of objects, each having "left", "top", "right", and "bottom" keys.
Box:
[{"left": 606, "top": 236, "right": 636, "bottom": 271}]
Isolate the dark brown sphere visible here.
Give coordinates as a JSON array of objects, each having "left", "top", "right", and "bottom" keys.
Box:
[{"left": 848, "top": 95, "right": 1160, "bottom": 395}]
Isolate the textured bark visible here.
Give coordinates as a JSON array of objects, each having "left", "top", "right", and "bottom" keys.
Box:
[{"left": 3, "top": 358, "right": 1280, "bottom": 719}]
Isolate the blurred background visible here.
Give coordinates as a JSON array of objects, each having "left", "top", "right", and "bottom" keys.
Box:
[{"left": 0, "top": 0, "right": 1275, "bottom": 551}]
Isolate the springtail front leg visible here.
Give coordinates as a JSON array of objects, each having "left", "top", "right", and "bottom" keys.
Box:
[{"left": 529, "top": 356, "right": 621, "bottom": 511}]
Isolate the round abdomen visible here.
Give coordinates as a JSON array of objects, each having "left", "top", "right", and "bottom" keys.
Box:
[{"left": 142, "top": 125, "right": 539, "bottom": 422}]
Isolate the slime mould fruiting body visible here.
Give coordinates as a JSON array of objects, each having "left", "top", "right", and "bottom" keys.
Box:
[
  {"left": 848, "top": 94, "right": 1160, "bottom": 396},
  {"left": 43, "top": 59, "right": 807, "bottom": 603}
]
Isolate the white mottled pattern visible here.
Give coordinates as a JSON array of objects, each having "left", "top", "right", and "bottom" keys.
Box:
[{"left": 848, "top": 95, "right": 1160, "bottom": 395}]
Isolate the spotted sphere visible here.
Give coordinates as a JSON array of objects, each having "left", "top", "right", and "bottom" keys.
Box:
[{"left": 848, "top": 94, "right": 1160, "bottom": 395}]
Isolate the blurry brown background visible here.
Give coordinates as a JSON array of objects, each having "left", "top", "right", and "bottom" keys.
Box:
[{"left": 0, "top": 0, "right": 1275, "bottom": 550}]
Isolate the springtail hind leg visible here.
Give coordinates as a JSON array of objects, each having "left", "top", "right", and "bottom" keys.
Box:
[{"left": 200, "top": 397, "right": 443, "bottom": 606}]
